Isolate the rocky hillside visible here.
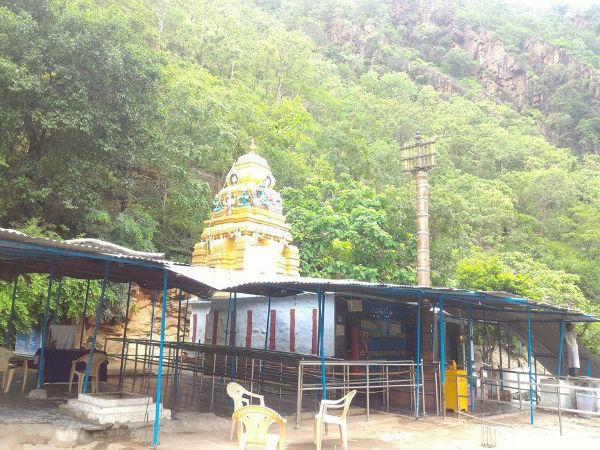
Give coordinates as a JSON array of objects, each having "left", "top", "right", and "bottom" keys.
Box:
[{"left": 1, "top": 0, "right": 600, "bottom": 352}]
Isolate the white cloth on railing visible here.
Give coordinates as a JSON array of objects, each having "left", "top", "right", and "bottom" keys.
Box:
[
  {"left": 565, "top": 330, "right": 580, "bottom": 369},
  {"left": 49, "top": 325, "right": 76, "bottom": 349}
]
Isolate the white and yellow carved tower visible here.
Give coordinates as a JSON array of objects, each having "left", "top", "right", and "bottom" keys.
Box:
[{"left": 192, "top": 143, "right": 300, "bottom": 276}]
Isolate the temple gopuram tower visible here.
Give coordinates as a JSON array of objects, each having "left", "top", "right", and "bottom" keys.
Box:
[{"left": 192, "top": 143, "right": 300, "bottom": 276}]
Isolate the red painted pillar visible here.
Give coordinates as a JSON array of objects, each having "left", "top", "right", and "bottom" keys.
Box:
[
  {"left": 290, "top": 309, "right": 296, "bottom": 353},
  {"left": 246, "top": 310, "right": 253, "bottom": 348},
  {"left": 204, "top": 313, "right": 209, "bottom": 343},
  {"left": 350, "top": 325, "right": 360, "bottom": 360},
  {"left": 269, "top": 310, "right": 276, "bottom": 351},
  {"left": 191, "top": 314, "right": 197, "bottom": 343}
]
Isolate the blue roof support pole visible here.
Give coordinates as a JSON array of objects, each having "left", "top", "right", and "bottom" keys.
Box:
[
  {"left": 222, "top": 292, "right": 232, "bottom": 383},
  {"left": 467, "top": 305, "right": 474, "bottom": 412},
  {"left": 173, "top": 288, "right": 183, "bottom": 407},
  {"left": 183, "top": 295, "right": 190, "bottom": 342},
  {"left": 527, "top": 306, "right": 534, "bottom": 425},
  {"left": 587, "top": 358, "right": 591, "bottom": 378},
  {"left": 118, "top": 281, "right": 133, "bottom": 390},
  {"left": 318, "top": 287, "right": 327, "bottom": 400},
  {"left": 439, "top": 297, "right": 446, "bottom": 417},
  {"left": 557, "top": 319, "right": 565, "bottom": 377},
  {"left": 149, "top": 291, "right": 157, "bottom": 341},
  {"left": 224, "top": 292, "right": 232, "bottom": 347},
  {"left": 37, "top": 265, "right": 54, "bottom": 389},
  {"left": 230, "top": 291, "right": 238, "bottom": 381},
  {"left": 415, "top": 296, "right": 422, "bottom": 419},
  {"left": 497, "top": 323, "right": 504, "bottom": 390},
  {"left": 79, "top": 279, "right": 91, "bottom": 348},
  {"left": 507, "top": 329, "right": 511, "bottom": 369},
  {"left": 83, "top": 263, "right": 110, "bottom": 394},
  {"left": 152, "top": 270, "right": 169, "bottom": 448},
  {"left": 147, "top": 290, "right": 157, "bottom": 378},
  {"left": 5, "top": 275, "right": 19, "bottom": 346},
  {"left": 53, "top": 278, "right": 63, "bottom": 322},
  {"left": 264, "top": 294, "right": 272, "bottom": 350}
]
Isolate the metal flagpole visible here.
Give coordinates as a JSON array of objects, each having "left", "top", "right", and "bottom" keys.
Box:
[
  {"left": 118, "top": 281, "right": 133, "bottom": 389},
  {"left": 152, "top": 270, "right": 169, "bottom": 448},
  {"left": 527, "top": 307, "right": 534, "bottom": 425},
  {"left": 5, "top": 275, "right": 18, "bottom": 346},
  {"left": 79, "top": 279, "right": 91, "bottom": 348},
  {"left": 83, "top": 263, "right": 110, "bottom": 393},
  {"left": 415, "top": 296, "right": 422, "bottom": 419},
  {"left": 38, "top": 266, "right": 54, "bottom": 389}
]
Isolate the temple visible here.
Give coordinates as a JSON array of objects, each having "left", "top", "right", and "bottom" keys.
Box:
[{"left": 191, "top": 142, "right": 299, "bottom": 276}]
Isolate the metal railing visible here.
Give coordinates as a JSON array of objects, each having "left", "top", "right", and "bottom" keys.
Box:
[
  {"left": 454, "top": 366, "right": 600, "bottom": 431},
  {"left": 295, "top": 359, "right": 426, "bottom": 427}
]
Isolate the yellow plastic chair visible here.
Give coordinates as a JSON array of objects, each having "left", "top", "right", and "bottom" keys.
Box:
[
  {"left": 232, "top": 405, "right": 286, "bottom": 450},
  {"left": 227, "top": 381, "right": 266, "bottom": 440},
  {"left": 313, "top": 390, "right": 356, "bottom": 450},
  {"left": 69, "top": 353, "right": 108, "bottom": 394}
]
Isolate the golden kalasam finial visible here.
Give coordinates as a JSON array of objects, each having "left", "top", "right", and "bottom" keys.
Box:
[{"left": 249, "top": 138, "right": 257, "bottom": 153}]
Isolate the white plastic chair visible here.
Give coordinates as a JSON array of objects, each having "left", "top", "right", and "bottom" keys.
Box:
[
  {"left": 227, "top": 381, "right": 266, "bottom": 440},
  {"left": 313, "top": 390, "right": 356, "bottom": 450}
]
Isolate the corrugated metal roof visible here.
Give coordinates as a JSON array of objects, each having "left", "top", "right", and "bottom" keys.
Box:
[{"left": 0, "top": 228, "right": 597, "bottom": 323}]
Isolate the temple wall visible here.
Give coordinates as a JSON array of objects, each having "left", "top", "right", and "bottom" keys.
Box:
[{"left": 189, "top": 293, "right": 335, "bottom": 357}]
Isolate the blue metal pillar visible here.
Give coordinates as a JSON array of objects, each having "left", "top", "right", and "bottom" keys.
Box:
[
  {"left": 229, "top": 291, "right": 238, "bottom": 381},
  {"left": 527, "top": 307, "right": 534, "bottom": 425},
  {"left": 439, "top": 298, "right": 446, "bottom": 415},
  {"left": 79, "top": 279, "right": 91, "bottom": 348},
  {"left": 415, "top": 297, "right": 422, "bottom": 419},
  {"left": 53, "top": 278, "right": 63, "bottom": 322},
  {"left": 118, "top": 281, "right": 133, "bottom": 390},
  {"left": 587, "top": 358, "right": 592, "bottom": 378},
  {"left": 37, "top": 266, "right": 54, "bottom": 389},
  {"left": 497, "top": 322, "right": 504, "bottom": 390},
  {"left": 439, "top": 298, "right": 445, "bottom": 385},
  {"left": 467, "top": 305, "right": 474, "bottom": 412},
  {"left": 5, "top": 275, "right": 19, "bottom": 345},
  {"left": 183, "top": 294, "right": 190, "bottom": 341},
  {"left": 224, "top": 292, "right": 232, "bottom": 346},
  {"left": 152, "top": 270, "right": 169, "bottom": 448},
  {"left": 264, "top": 294, "right": 272, "bottom": 350},
  {"left": 83, "top": 263, "right": 110, "bottom": 393},
  {"left": 172, "top": 288, "right": 183, "bottom": 405},
  {"left": 318, "top": 288, "right": 327, "bottom": 399},
  {"left": 507, "top": 330, "right": 511, "bottom": 369},
  {"left": 557, "top": 319, "right": 565, "bottom": 377},
  {"left": 149, "top": 290, "right": 157, "bottom": 341}
]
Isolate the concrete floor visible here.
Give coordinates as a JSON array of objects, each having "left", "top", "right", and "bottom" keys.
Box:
[
  {"left": 2, "top": 408, "right": 600, "bottom": 449},
  {"left": 1, "top": 364, "right": 599, "bottom": 449}
]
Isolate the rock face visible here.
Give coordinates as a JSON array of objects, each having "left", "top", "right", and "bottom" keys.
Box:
[
  {"left": 460, "top": 27, "right": 528, "bottom": 107},
  {"left": 99, "top": 288, "right": 188, "bottom": 353}
]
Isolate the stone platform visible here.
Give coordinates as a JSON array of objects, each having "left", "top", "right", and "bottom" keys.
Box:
[{"left": 61, "top": 392, "right": 171, "bottom": 426}]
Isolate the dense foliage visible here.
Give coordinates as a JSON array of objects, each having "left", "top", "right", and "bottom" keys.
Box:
[{"left": 0, "top": 0, "right": 599, "bottom": 353}]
